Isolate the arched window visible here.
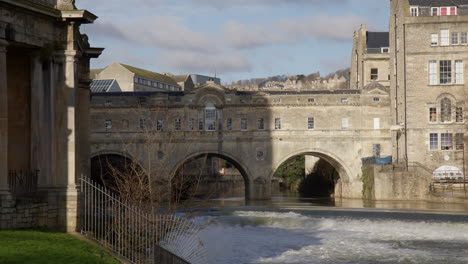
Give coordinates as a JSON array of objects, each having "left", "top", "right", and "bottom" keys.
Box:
[
  {"left": 205, "top": 102, "right": 216, "bottom": 131},
  {"left": 440, "top": 97, "right": 452, "bottom": 122}
]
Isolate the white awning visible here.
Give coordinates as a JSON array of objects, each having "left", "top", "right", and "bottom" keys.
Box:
[{"left": 432, "top": 166, "right": 464, "bottom": 179}]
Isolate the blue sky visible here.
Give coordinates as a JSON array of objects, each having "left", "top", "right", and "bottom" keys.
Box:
[{"left": 79, "top": 0, "right": 389, "bottom": 84}]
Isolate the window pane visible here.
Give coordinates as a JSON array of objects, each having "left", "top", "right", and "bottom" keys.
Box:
[
  {"left": 241, "top": 118, "right": 247, "bottom": 131},
  {"left": 432, "top": 7, "right": 439, "bottom": 16},
  {"left": 157, "top": 120, "right": 163, "bottom": 131},
  {"left": 439, "top": 60, "right": 452, "bottom": 84},
  {"left": 188, "top": 118, "right": 194, "bottom": 131},
  {"left": 275, "top": 118, "right": 282, "bottom": 130},
  {"left": 440, "top": 30, "right": 449, "bottom": 45},
  {"left": 452, "top": 32, "right": 459, "bottom": 44},
  {"left": 455, "top": 60, "right": 464, "bottom": 84},
  {"left": 342, "top": 118, "right": 349, "bottom": 130},
  {"left": 461, "top": 32, "right": 468, "bottom": 44},
  {"left": 140, "top": 119, "right": 145, "bottom": 129},
  {"left": 430, "top": 133, "right": 438, "bottom": 150},
  {"left": 441, "top": 133, "right": 453, "bottom": 150},
  {"left": 410, "top": 7, "right": 418, "bottom": 16},
  {"left": 456, "top": 133, "right": 464, "bottom": 150},
  {"left": 431, "top": 34, "right": 438, "bottom": 45},
  {"left": 441, "top": 98, "right": 452, "bottom": 122},
  {"left": 227, "top": 118, "right": 233, "bottom": 131},
  {"left": 441, "top": 7, "right": 448, "bottom": 16},
  {"left": 205, "top": 109, "right": 216, "bottom": 131},
  {"left": 371, "top": 68, "right": 378, "bottom": 80},
  {"left": 105, "top": 119, "right": 112, "bottom": 130},
  {"left": 429, "top": 107, "right": 437, "bottom": 122},
  {"left": 175, "top": 118, "right": 181, "bottom": 131},
  {"left": 373, "top": 118, "right": 380, "bottom": 130},
  {"left": 429, "top": 61, "right": 437, "bottom": 85},
  {"left": 450, "top": 7, "right": 457, "bottom": 15},
  {"left": 198, "top": 110, "right": 204, "bottom": 131},
  {"left": 456, "top": 107, "right": 463, "bottom": 123},
  {"left": 308, "top": 117, "right": 315, "bottom": 130},
  {"left": 257, "top": 118, "right": 264, "bottom": 130}
]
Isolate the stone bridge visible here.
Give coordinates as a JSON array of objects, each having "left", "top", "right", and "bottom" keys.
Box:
[{"left": 90, "top": 84, "right": 392, "bottom": 200}]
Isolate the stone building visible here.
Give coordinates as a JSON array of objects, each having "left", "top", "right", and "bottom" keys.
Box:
[
  {"left": 0, "top": 0, "right": 102, "bottom": 231},
  {"left": 350, "top": 24, "right": 390, "bottom": 90},
  {"left": 389, "top": 0, "right": 468, "bottom": 175},
  {"left": 91, "top": 62, "right": 181, "bottom": 92},
  {"left": 89, "top": 83, "right": 392, "bottom": 200}
]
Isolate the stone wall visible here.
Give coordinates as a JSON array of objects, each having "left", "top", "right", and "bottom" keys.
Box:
[{"left": 0, "top": 195, "right": 55, "bottom": 229}]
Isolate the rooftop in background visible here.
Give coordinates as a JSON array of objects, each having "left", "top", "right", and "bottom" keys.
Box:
[
  {"left": 366, "top": 32, "right": 390, "bottom": 54},
  {"left": 120, "top": 63, "right": 178, "bottom": 86},
  {"left": 190, "top": 74, "right": 221, "bottom": 86},
  {"left": 408, "top": 0, "right": 468, "bottom": 6},
  {"left": 90, "top": 79, "right": 120, "bottom": 93}
]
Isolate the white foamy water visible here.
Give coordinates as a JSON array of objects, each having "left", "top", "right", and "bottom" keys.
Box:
[{"left": 196, "top": 211, "right": 468, "bottom": 264}]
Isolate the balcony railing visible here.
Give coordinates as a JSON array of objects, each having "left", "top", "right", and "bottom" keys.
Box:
[{"left": 8, "top": 170, "right": 39, "bottom": 195}]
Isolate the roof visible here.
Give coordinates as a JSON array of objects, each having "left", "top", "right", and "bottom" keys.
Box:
[
  {"left": 408, "top": 0, "right": 468, "bottom": 6},
  {"left": 90, "top": 79, "right": 115, "bottom": 93},
  {"left": 366, "top": 32, "right": 389, "bottom": 49},
  {"left": 171, "top": 75, "right": 190, "bottom": 83},
  {"left": 119, "top": 63, "right": 178, "bottom": 86},
  {"left": 236, "top": 90, "right": 361, "bottom": 96}
]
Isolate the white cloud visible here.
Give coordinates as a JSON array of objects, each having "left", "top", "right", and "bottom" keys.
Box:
[
  {"left": 224, "top": 21, "right": 288, "bottom": 49},
  {"left": 279, "top": 14, "right": 368, "bottom": 41},
  {"left": 160, "top": 51, "right": 252, "bottom": 74}
]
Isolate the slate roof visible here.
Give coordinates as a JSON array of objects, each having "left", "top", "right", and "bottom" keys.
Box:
[
  {"left": 90, "top": 79, "right": 115, "bottom": 93},
  {"left": 366, "top": 32, "right": 389, "bottom": 49},
  {"left": 408, "top": 0, "right": 468, "bottom": 6},
  {"left": 120, "top": 63, "right": 178, "bottom": 86}
]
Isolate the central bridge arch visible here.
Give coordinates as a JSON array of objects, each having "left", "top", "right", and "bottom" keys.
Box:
[
  {"left": 170, "top": 151, "right": 254, "bottom": 200},
  {"left": 271, "top": 148, "right": 356, "bottom": 198}
]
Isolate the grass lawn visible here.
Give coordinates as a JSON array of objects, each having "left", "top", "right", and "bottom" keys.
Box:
[{"left": 0, "top": 230, "right": 120, "bottom": 264}]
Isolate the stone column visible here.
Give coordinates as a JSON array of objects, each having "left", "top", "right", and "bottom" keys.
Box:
[{"left": 0, "top": 40, "right": 9, "bottom": 194}]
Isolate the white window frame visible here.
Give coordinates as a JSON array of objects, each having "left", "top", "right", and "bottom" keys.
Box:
[
  {"left": 381, "top": 47, "right": 389, "bottom": 53},
  {"left": 431, "top": 7, "right": 439, "bottom": 16},
  {"left": 373, "top": 97, "right": 380, "bottom": 102},
  {"left": 341, "top": 117, "right": 349, "bottom": 130},
  {"left": 373, "top": 118, "right": 380, "bottom": 130},
  {"left": 441, "top": 133, "right": 453, "bottom": 151},
  {"left": 430, "top": 133, "right": 438, "bottom": 151},
  {"left": 455, "top": 60, "right": 464, "bottom": 84},
  {"left": 156, "top": 119, "right": 163, "bottom": 131},
  {"left": 429, "top": 60, "right": 438, "bottom": 85},
  {"left": 341, "top": 98, "right": 349, "bottom": 104},
  {"left": 410, "top": 6, "right": 419, "bottom": 17},
  {"left": 370, "top": 68, "right": 378, "bottom": 81},
  {"left": 440, "top": 60, "right": 452, "bottom": 84},
  {"left": 431, "top": 33, "right": 438, "bottom": 46},
  {"left": 440, "top": 29, "right": 450, "bottom": 46},
  {"left": 429, "top": 107, "right": 437, "bottom": 123}
]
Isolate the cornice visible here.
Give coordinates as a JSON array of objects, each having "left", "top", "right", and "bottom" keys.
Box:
[{"left": 0, "top": 0, "right": 60, "bottom": 18}]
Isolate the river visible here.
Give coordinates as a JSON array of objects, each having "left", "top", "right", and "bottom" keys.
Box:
[{"left": 188, "top": 197, "right": 468, "bottom": 264}]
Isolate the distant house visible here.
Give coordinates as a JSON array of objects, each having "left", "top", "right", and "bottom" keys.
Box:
[
  {"left": 91, "top": 62, "right": 181, "bottom": 93},
  {"left": 190, "top": 74, "right": 221, "bottom": 86},
  {"left": 169, "top": 74, "right": 195, "bottom": 92}
]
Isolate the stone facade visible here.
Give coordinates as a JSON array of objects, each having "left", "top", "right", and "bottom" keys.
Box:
[
  {"left": 0, "top": 0, "right": 102, "bottom": 231},
  {"left": 389, "top": 0, "right": 468, "bottom": 176},
  {"left": 350, "top": 24, "right": 390, "bottom": 90},
  {"left": 90, "top": 84, "right": 392, "bottom": 200}
]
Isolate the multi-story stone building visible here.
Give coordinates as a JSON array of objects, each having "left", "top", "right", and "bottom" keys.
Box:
[
  {"left": 350, "top": 24, "right": 390, "bottom": 90},
  {"left": 0, "top": 0, "right": 102, "bottom": 230},
  {"left": 91, "top": 62, "right": 181, "bottom": 93},
  {"left": 389, "top": 0, "right": 468, "bottom": 177}
]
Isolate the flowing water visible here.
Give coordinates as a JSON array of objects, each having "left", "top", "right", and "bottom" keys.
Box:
[{"left": 189, "top": 197, "right": 468, "bottom": 264}]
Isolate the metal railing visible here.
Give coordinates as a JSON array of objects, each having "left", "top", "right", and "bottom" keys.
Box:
[
  {"left": 8, "top": 170, "right": 39, "bottom": 195},
  {"left": 80, "top": 178, "right": 207, "bottom": 264}
]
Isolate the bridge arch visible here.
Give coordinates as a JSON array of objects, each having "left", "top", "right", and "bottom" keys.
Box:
[
  {"left": 271, "top": 148, "right": 354, "bottom": 197},
  {"left": 90, "top": 151, "right": 145, "bottom": 187},
  {"left": 170, "top": 151, "right": 253, "bottom": 200}
]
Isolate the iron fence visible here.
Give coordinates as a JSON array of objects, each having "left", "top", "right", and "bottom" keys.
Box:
[
  {"left": 8, "top": 169, "right": 39, "bottom": 195},
  {"left": 80, "top": 177, "right": 207, "bottom": 264}
]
